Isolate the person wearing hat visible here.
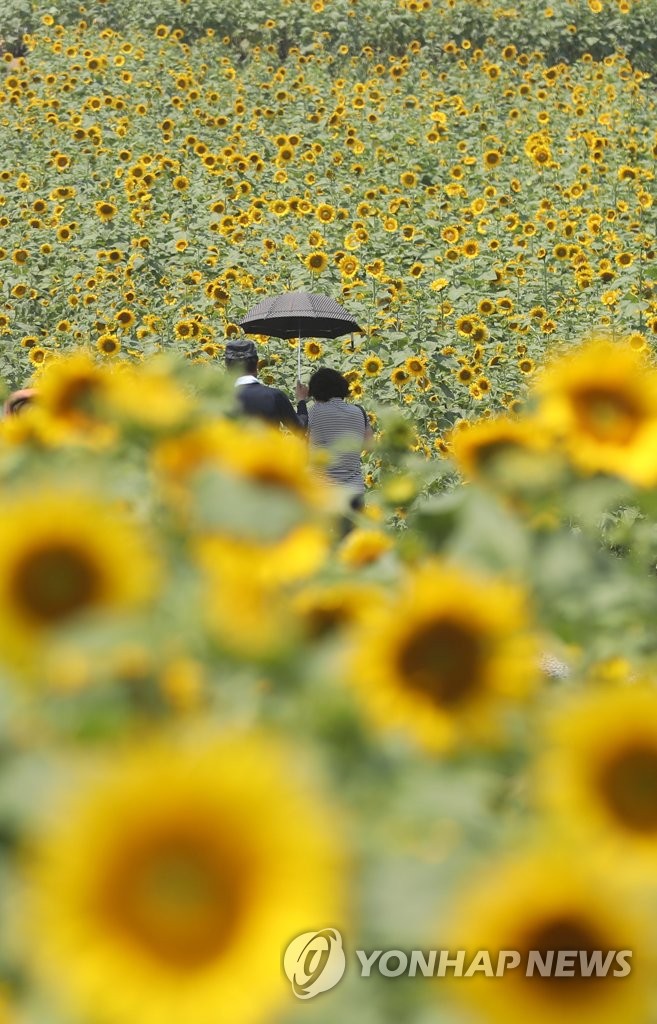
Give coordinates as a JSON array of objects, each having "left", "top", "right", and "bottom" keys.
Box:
[{"left": 225, "top": 339, "right": 307, "bottom": 432}]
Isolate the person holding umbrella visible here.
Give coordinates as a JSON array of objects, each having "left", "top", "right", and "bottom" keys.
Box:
[
  {"left": 235, "top": 288, "right": 363, "bottom": 439},
  {"left": 224, "top": 338, "right": 307, "bottom": 432},
  {"left": 299, "top": 366, "right": 374, "bottom": 522}
]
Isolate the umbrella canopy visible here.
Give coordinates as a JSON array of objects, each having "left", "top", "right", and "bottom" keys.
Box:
[{"left": 238, "top": 290, "right": 361, "bottom": 340}]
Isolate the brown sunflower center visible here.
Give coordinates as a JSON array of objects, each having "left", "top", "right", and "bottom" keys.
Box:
[
  {"left": 472, "top": 438, "right": 522, "bottom": 471},
  {"left": 55, "top": 375, "right": 102, "bottom": 420},
  {"left": 597, "top": 742, "right": 657, "bottom": 833},
  {"left": 522, "top": 914, "right": 611, "bottom": 996},
  {"left": 397, "top": 618, "right": 484, "bottom": 708},
  {"left": 304, "top": 602, "right": 351, "bottom": 639},
  {"left": 247, "top": 464, "right": 298, "bottom": 490},
  {"left": 12, "top": 543, "right": 101, "bottom": 624},
  {"left": 574, "top": 386, "right": 642, "bottom": 445},
  {"left": 104, "top": 826, "right": 244, "bottom": 969}
]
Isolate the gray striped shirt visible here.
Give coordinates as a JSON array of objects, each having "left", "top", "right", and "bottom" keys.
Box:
[{"left": 308, "top": 398, "right": 367, "bottom": 492}]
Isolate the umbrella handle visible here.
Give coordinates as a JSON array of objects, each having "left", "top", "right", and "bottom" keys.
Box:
[{"left": 297, "top": 329, "right": 302, "bottom": 382}]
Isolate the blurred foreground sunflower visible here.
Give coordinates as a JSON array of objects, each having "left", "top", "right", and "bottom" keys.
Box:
[
  {"left": 37, "top": 350, "right": 118, "bottom": 445},
  {"left": 348, "top": 561, "right": 537, "bottom": 751},
  {"left": 446, "top": 847, "right": 649, "bottom": 1024},
  {"left": 0, "top": 489, "right": 159, "bottom": 667},
  {"left": 26, "top": 735, "right": 345, "bottom": 1024},
  {"left": 536, "top": 684, "right": 657, "bottom": 871},
  {"left": 450, "top": 415, "right": 559, "bottom": 488},
  {"left": 196, "top": 527, "right": 329, "bottom": 657},
  {"left": 534, "top": 337, "right": 657, "bottom": 486}
]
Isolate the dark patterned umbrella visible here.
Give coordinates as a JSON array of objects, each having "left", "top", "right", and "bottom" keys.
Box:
[
  {"left": 238, "top": 290, "right": 361, "bottom": 376},
  {"left": 239, "top": 290, "right": 361, "bottom": 339}
]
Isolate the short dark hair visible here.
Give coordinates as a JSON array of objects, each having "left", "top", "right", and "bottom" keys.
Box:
[
  {"left": 227, "top": 356, "right": 258, "bottom": 376},
  {"left": 308, "top": 367, "right": 349, "bottom": 401}
]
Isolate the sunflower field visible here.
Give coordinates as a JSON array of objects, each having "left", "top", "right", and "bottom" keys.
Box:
[{"left": 1, "top": 1, "right": 657, "bottom": 1022}]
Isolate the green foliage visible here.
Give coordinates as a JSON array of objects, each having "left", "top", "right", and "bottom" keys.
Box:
[{"left": 5, "top": 0, "right": 657, "bottom": 69}]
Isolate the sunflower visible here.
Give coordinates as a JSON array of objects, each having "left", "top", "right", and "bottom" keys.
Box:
[
  {"left": 174, "top": 321, "right": 193, "bottom": 340},
  {"left": 483, "top": 149, "right": 502, "bottom": 168},
  {"left": 405, "top": 355, "right": 425, "bottom": 377},
  {"left": 365, "top": 259, "right": 385, "bottom": 278},
  {"left": 109, "top": 365, "right": 192, "bottom": 431},
  {"left": 157, "top": 420, "right": 323, "bottom": 513},
  {"left": 96, "top": 334, "right": 121, "bottom": 356},
  {"left": 292, "top": 581, "right": 383, "bottom": 640},
  {"left": 363, "top": 355, "right": 383, "bottom": 377},
  {"left": 447, "top": 846, "right": 648, "bottom": 1024},
  {"left": 270, "top": 199, "right": 288, "bottom": 217},
  {"left": 531, "top": 144, "right": 551, "bottom": 167},
  {"left": 534, "top": 337, "right": 657, "bottom": 485},
  {"left": 37, "top": 351, "right": 115, "bottom": 441},
  {"left": 95, "top": 201, "right": 118, "bottom": 223},
  {"left": 450, "top": 415, "right": 552, "bottom": 484},
  {"left": 627, "top": 332, "right": 647, "bottom": 352},
  {"left": 391, "top": 367, "right": 409, "bottom": 388},
  {"left": 338, "top": 529, "right": 393, "bottom": 568},
  {"left": 535, "top": 684, "right": 657, "bottom": 869},
  {"left": 471, "top": 323, "right": 489, "bottom": 344},
  {"left": 315, "top": 203, "right": 335, "bottom": 223},
  {"left": 304, "top": 251, "right": 328, "bottom": 274},
  {"left": 340, "top": 256, "right": 359, "bottom": 278},
  {"left": 304, "top": 339, "right": 324, "bottom": 360},
  {"left": 26, "top": 735, "right": 345, "bottom": 1024},
  {"left": 172, "top": 175, "right": 190, "bottom": 191},
  {"left": 442, "top": 225, "right": 460, "bottom": 244},
  {"left": 28, "top": 346, "right": 48, "bottom": 366},
  {"left": 116, "top": 308, "right": 136, "bottom": 331},
  {"left": 455, "top": 315, "right": 476, "bottom": 337},
  {"left": 197, "top": 526, "right": 329, "bottom": 655},
  {"left": 348, "top": 561, "right": 536, "bottom": 751},
  {"left": 0, "top": 489, "right": 158, "bottom": 664}
]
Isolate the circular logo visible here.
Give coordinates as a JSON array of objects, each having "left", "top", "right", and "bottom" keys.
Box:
[{"left": 284, "top": 928, "right": 346, "bottom": 1000}]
